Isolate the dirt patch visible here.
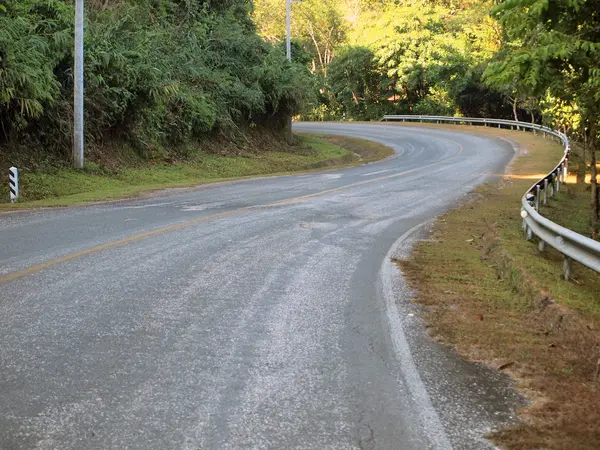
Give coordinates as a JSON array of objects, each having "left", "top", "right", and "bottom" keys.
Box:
[{"left": 396, "top": 126, "right": 600, "bottom": 449}]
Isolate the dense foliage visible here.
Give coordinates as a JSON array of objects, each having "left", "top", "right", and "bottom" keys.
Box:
[
  {"left": 0, "top": 0, "right": 313, "bottom": 156},
  {"left": 485, "top": 0, "right": 600, "bottom": 233},
  {"left": 254, "top": 0, "right": 599, "bottom": 127},
  {"left": 254, "top": 0, "right": 513, "bottom": 120}
]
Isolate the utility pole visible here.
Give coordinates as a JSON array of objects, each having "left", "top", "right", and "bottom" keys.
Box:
[
  {"left": 285, "top": 0, "right": 293, "bottom": 145},
  {"left": 73, "top": 0, "right": 85, "bottom": 169},
  {"left": 286, "top": 0, "right": 292, "bottom": 61}
]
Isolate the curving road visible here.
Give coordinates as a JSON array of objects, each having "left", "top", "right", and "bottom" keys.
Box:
[{"left": 0, "top": 123, "right": 522, "bottom": 449}]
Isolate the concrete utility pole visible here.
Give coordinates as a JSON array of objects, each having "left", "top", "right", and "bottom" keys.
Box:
[
  {"left": 285, "top": 0, "right": 293, "bottom": 145},
  {"left": 73, "top": 0, "right": 85, "bottom": 169},
  {"left": 286, "top": 0, "right": 292, "bottom": 62}
]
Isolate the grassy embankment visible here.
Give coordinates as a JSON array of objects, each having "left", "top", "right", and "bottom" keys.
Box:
[
  {"left": 396, "top": 124, "right": 600, "bottom": 449},
  {"left": 0, "top": 132, "right": 393, "bottom": 209}
]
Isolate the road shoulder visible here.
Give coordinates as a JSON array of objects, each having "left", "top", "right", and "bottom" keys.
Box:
[{"left": 396, "top": 127, "right": 600, "bottom": 449}]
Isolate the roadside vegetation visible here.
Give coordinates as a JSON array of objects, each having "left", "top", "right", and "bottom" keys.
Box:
[
  {"left": 0, "top": 0, "right": 313, "bottom": 166},
  {"left": 255, "top": 0, "right": 508, "bottom": 119},
  {"left": 397, "top": 126, "right": 600, "bottom": 449},
  {"left": 0, "top": 133, "right": 393, "bottom": 208}
]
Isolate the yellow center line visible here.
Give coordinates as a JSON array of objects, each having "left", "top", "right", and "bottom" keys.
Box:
[{"left": 1, "top": 139, "right": 463, "bottom": 285}]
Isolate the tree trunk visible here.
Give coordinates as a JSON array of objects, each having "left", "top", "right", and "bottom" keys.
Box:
[
  {"left": 530, "top": 111, "right": 535, "bottom": 124},
  {"left": 512, "top": 97, "right": 518, "bottom": 122},
  {"left": 307, "top": 24, "right": 324, "bottom": 72},
  {"left": 583, "top": 128, "right": 587, "bottom": 164},
  {"left": 590, "top": 122, "right": 598, "bottom": 239},
  {"left": 591, "top": 157, "right": 598, "bottom": 239}
]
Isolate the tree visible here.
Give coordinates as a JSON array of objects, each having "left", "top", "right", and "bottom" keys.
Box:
[
  {"left": 353, "top": 0, "right": 500, "bottom": 114},
  {"left": 488, "top": 0, "right": 600, "bottom": 236},
  {"left": 327, "top": 46, "right": 384, "bottom": 118},
  {"left": 253, "top": 0, "right": 347, "bottom": 74}
]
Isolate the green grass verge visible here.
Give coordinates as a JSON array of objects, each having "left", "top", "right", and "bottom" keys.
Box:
[
  {"left": 1, "top": 134, "right": 393, "bottom": 209},
  {"left": 396, "top": 125, "right": 600, "bottom": 450}
]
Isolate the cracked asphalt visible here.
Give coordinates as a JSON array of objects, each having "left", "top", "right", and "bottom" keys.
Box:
[{"left": 0, "top": 123, "right": 523, "bottom": 449}]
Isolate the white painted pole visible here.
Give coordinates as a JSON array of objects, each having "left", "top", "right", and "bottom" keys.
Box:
[
  {"left": 286, "top": 0, "right": 291, "bottom": 61},
  {"left": 285, "top": 0, "right": 293, "bottom": 145},
  {"left": 73, "top": 0, "right": 85, "bottom": 169},
  {"left": 9, "top": 167, "right": 18, "bottom": 203}
]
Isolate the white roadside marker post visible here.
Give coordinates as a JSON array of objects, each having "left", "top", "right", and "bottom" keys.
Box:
[{"left": 9, "top": 167, "right": 18, "bottom": 202}]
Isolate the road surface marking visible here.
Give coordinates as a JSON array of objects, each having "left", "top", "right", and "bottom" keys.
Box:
[
  {"left": 360, "top": 169, "right": 392, "bottom": 177},
  {"left": 379, "top": 220, "right": 452, "bottom": 449},
  {"left": 117, "top": 201, "right": 173, "bottom": 209}
]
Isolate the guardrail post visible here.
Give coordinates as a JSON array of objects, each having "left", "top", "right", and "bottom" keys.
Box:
[
  {"left": 526, "top": 225, "right": 533, "bottom": 241},
  {"left": 535, "top": 185, "right": 540, "bottom": 211},
  {"left": 522, "top": 207, "right": 534, "bottom": 241},
  {"left": 543, "top": 179, "right": 548, "bottom": 205},
  {"left": 555, "top": 168, "right": 560, "bottom": 192},
  {"left": 538, "top": 240, "right": 545, "bottom": 252},
  {"left": 563, "top": 256, "right": 572, "bottom": 280}
]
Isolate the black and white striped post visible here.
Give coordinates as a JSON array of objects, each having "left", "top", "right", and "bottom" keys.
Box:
[{"left": 9, "top": 167, "right": 18, "bottom": 203}]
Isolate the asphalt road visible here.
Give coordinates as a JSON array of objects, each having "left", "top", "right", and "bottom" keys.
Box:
[{"left": 0, "top": 123, "right": 523, "bottom": 449}]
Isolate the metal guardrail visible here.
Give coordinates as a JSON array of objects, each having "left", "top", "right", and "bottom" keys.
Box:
[{"left": 381, "top": 114, "right": 600, "bottom": 280}]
